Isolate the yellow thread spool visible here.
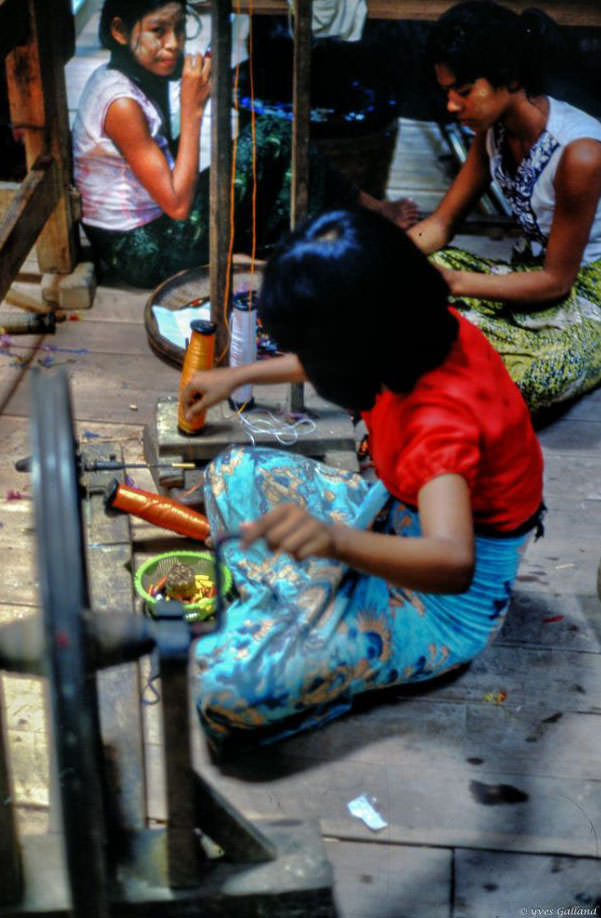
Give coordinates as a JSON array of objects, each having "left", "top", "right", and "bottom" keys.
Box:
[{"left": 177, "top": 319, "right": 216, "bottom": 434}]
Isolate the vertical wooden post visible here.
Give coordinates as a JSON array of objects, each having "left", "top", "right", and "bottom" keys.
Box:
[
  {"left": 291, "top": 0, "right": 312, "bottom": 229},
  {"left": 5, "top": 0, "right": 78, "bottom": 274},
  {"left": 290, "top": 0, "right": 312, "bottom": 413},
  {"left": 210, "top": 0, "right": 233, "bottom": 366},
  {"left": 161, "top": 653, "right": 206, "bottom": 887},
  {"left": 0, "top": 680, "right": 22, "bottom": 906}
]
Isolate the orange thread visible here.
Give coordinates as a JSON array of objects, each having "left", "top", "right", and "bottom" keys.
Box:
[
  {"left": 177, "top": 319, "right": 216, "bottom": 433},
  {"left": 248, "top": 0, "right": 257, "bottom": 303},
  {"left": 107, "top": 482, "right": 210, "bottom": 542}
]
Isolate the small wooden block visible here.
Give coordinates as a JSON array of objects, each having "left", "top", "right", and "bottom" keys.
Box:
[{"left": 41, "top": 261, "right": 96, "bottom": 310}]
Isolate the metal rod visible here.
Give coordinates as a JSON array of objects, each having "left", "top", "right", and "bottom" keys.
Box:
[{"left": 15, "top": 456, "right": 198, "bottom": 473}]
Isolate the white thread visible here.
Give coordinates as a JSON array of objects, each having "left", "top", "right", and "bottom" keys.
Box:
[
  {"left": 236, "top": 408, "right": 317, "bottom": 447},
  {"left": 229, "top": 303, "right": 257, "bottom": 406}
]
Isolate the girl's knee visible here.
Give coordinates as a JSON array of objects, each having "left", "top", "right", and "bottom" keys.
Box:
[{"left": 196, "top": 665, "right": 263, "bottom": 735}]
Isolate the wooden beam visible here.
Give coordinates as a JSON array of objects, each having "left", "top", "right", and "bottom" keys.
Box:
[
  {"left": 0, "top": 156, "right": 59, "bottom": 304},
  {"left": 209, "top": 0, "right": 233, "bottom": 366},
  {"left": 5, "top": 0, "right": 77, "bottom": 276},
  {"left": 237, "top": 0, "right": 601, "bottom": 25},
  {"left": 290, "top": 0, "right": 311, "bottom": 228},
  {"left": 84, "top": 443, "right": 150, "bottom": 834},
  {"left": 0, "top": 183, "right": 20, "bottom": 218},
  {"left": 0, "top": 0, "right": 30, "bottom": 58},
  {"left": 0, "top": 681, "right": 22, "bottom": 907},
  {"left": 289, "top": 0, "right": 312, "bottom": 414}
]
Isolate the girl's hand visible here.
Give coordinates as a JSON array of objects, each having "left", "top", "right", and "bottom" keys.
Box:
[
  {"left": 182, "top": 366, "right": 240, "bottom": 420},
  {"left": 180, "top": 51, "right": 211, "bottom": 121},
  {"left": 241, "top": 504, "right": 336, "bottom": 561}
]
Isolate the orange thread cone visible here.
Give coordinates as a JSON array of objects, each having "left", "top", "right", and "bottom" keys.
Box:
[
  {"left": 106, "top": 481, "right": 210, "bottom": 541},
  {"left": 178, "top": 319, "right": 216, "bottom": 434}
]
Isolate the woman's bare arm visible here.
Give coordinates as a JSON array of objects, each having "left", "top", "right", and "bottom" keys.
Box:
[
  {"left": 182, "top": 353, "right": 307, "bottom": 421},
  {"left": 438, "top": 138, "right": 601, "bottom": 306},
  {"left": 408, "top": 131, "right": 491, "bottom": 254},
  {"left": 104, "top": 52, "right": 211, "bottom": 220},
  {"left": 241, "top": 473, "right": 475, "bottom": 594}
]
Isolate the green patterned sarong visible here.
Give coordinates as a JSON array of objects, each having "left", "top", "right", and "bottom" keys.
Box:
[
  {"left": 431, "top": 247, "right": 601, "bottom": 413},
  {"left": 84, "top": 115, "right": 357, "bottom": 289}
]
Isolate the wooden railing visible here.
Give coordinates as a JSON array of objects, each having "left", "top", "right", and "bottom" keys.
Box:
[
  {"left": 238, "top": 0, "right": 601, "bottom": 25},
  {"left": 0, "top": 0, "right": 78, "bottom": 304}
]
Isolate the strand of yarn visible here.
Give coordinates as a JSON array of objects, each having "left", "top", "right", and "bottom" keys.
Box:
[{"left": 236, "top": 407, "right": 316, "bottom": 447}]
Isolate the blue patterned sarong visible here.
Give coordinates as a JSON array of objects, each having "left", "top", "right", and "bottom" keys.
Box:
[{"left": 194, "top": 446, "right": 531, "bottom": 744}]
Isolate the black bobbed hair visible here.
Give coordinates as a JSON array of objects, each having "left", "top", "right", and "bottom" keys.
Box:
[
  {"left": 258, "top": 208, "right": 458, "bottom": 412},
  {"left": 99, "top": 0, "right": 186, "bottom": 50},
  {"left": 427, "top": 0, "right": 567, "bottom": 97}
]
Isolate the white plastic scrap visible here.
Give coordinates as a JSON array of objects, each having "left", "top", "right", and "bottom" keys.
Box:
[{"left": 347, "top": 794, "right": 388, "bottom": 831}]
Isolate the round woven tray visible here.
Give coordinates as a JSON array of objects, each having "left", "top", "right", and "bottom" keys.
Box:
[{"left": 144, "top": 258, "right": 263, "bottom": 368}]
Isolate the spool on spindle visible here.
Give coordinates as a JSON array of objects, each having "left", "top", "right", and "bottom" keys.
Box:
[
  {"left": 105, "top": 480, "right": 210, "bottom": 542},
  {"left": 228, "top": 297, "right": 257, "bottom": 411},
  {"left": 177, "top": 319, "right": 217, "bottom": 435}
]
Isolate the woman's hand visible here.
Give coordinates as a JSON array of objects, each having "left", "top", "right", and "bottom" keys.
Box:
[
  {"left": 182, "top": 366, "right": 240, "bottom": 421},
  {"left": 181, "top": 354, "right": 308, "bottom": 422},
  {"left": 180, "top": 51, "right": 211, "bottom": 123},
  {"left": 241, "top": 504, "right": 336, "bottom": 561}
]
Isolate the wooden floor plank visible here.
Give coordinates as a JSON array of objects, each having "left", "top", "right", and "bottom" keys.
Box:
[
  {"left": 431, "top": 644, "right": 601, "bottom": 712},
  {"left": 85, "top": 441, "right": 149, "bottom": 831},
  {"left": 51, "top": 316, "right": 164, "bottom": 356},
  {"left": 541, "top": 452, "right": 601, "bottom": 506},
  {"left": 0, "top": 357, "right": 180, "bottom": 426},
  {"left": 194, "top": 735, "right": 601, "bottom": 856},
  {"left": 325, "top": 840, "right": 452, "bottom": 918},
  {"left": 500, "top": 590, "right": 601, "bottom": 651},
  {"left": 516, "top": 530, "right": 599, "bottom": 596},
  {"left": 1, "top": 672, "right": 49, "bottom": 809},
  {"left": 196, "top": 695, "right": 601, "bottom": 783},
  {"left": 537, "top": 416, "right": 601, "bottom": 455},
  {"left": 454, "top": 849, "right": 601, "bottom": 917}
]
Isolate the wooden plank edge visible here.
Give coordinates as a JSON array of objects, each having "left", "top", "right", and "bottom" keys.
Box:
[{"left": 0, "top": 157, "right": 59, "bottom": 304}]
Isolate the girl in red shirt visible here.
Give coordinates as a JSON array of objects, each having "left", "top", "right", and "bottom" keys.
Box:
[{"left": 182, "top": 208, "right": 544, "bottom": 747}]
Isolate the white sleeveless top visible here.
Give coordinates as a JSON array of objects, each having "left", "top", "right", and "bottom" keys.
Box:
[
  {"left": 486, "top": 96, "right": 601, "bottom": 265},
  {"left": 73, "top": 65, "right": 174, "bottom": 231}
]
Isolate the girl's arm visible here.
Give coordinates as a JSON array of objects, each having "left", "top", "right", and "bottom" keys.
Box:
[
  {"left": 408, "top": 131, "right": 491, "bottom": 255},
  {"left": 241, "top": 473, "right": 475, "bottom": 595},
  {"left": 104, "top": 52, "right": 211, "bottom": 220},
  {"left": 438, "top": 139, "right": 601, "bottom": 306},
  {"left": 182, "top": 353, "right": 307, "bottom": 422}
]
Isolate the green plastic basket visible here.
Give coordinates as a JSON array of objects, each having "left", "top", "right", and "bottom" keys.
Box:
[{"left": 134, "top": 550, "right": 233, "bottom": 622}]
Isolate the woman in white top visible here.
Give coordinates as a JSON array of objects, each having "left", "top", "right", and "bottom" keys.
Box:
[
  {"left": 408, "top": 0, "right": 601, "bottom": 414},
  {"left": 73, "top": 0, "right": 417, "bottom": 289}
]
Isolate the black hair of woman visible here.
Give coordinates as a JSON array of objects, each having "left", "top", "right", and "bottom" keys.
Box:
[
  {"left": 99, "top": 0, "right": 188, "bottom": 51},
  {"left": 98, "top": 0, "right": 192, "bottom": 143},
  {"left": 258, "top": 208, "right": 458, "bottom": 412},
  {"left": 427, "top": 0, "right": 569, "bottom": 97}
]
